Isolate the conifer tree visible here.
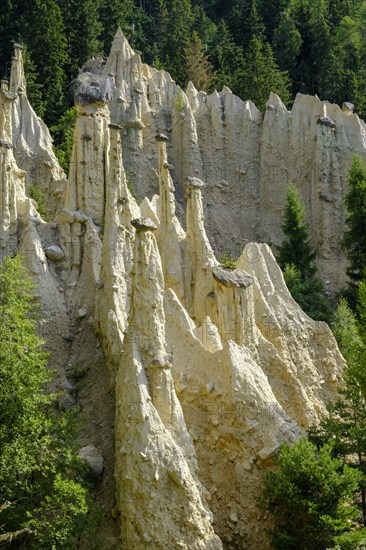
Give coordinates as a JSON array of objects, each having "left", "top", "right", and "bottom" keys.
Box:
[
  {"left": 238, "top": 35, "right": 290, "bottom": 110},
  {"left": 228, "top": 0, "right": 265, "bottom": 50},
  {"left": 277, "top": 182, "right": 331, "bottom": 321},
  {"left": 211, "top": 20, "right": 245, "bottom": 94},
  {"left": 184, "top": 32, "right": 215, "bottom": 92},
  {"left": 273, "top": 11, "right": 302, "bottom": 78},
  {"left": 0, "top": 255, "right": 88, "bottom": 548},
  {"left": 278, "top": 182, "right": 316, "bottom": 277},
  {"left": 23, "top": 46, "right": 45, "bottom": 118},
  {"left": 159, "top": 0, "right": 194, "bottom": 86},
  {"left": 59, "top": 0, "right": 102, "bottom": 78},
  {"left": 26, "top": 0, "right": 69, "bottom": 125},
  {"left": 310, "top": 293, "right": 366, "bottom": 527},
  {"left": 343, "top": 155, "right": 366, "bottom": 296},
  {"left": 260, "top": 438, "right": 363, "bottom": 550}
]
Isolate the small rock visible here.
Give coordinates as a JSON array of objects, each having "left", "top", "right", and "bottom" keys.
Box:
[
  {"left": 96, "top": 280, "right": 104, "bottom": 289},
  {"left": 186, "top": 176, "right": 206, "bottom": 189},
  {"left": 60, "top": 379, "right": 73, "bottom": 392},
  {"left": 342, "top": 101, "right": 354, "bottom": 113},
  {"left": 59, "top": 208, "right": 75, "bottom": 223},
  {"left": 150, "top": 354, "right": 173, "bottom": 369},
  {"left": 60, "top": 393, "right": 77, "bottom": 410},
  {"left": 45, "top": 245, "right": 64, "bottom": 261},
  {"left": 108, "top": 123, "right": 123, "bottom": 130},
  {"left": 131, "top": 217, "right": 157, "bottom": 231},
  {"left": 77, "top": 308, "right": 87, "bottom": 319},
  {"left": 78, "top": 445, "right": 104, "bottom": 477},
  {"left": 230, "top": 513, "right": 238, "bottom": 523},
  {"left": 29, "top": 216, "right": 41, "bottom": 226},
  {"left": 317, "top": 116, "right": 336, "bottom": 129},
  {"left": 213, "top": 266, "right": 253, "bottom": 288},
  {"left": 74, "top": 211, "right": 88, "bottom": 223},
  {"left": 156, "top": 132, "right": 168, "bottom": 142}
]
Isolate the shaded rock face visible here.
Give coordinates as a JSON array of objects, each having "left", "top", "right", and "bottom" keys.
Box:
[
  {"left": 76, "top": 29, "right": 366, "bottom": 297},
  {"left": 0, "top": 35, "right": 348, "bottom": 550}
]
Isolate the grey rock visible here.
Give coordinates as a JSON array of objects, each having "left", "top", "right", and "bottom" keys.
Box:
[
  {"left": 29, "top": 216, "right": 42, "bottom": 226},
  {"left": 186, "top": 176, "right": 206, "bottom": 189},
  {"left": 0, "top": 139, "right": 13, "bottom": 148},
  {"left": 96, "top": 280, "right": 104, "bottom": 289},
  {"left": 78, "top": 445, "right": 104, "bottom": 477},
  {"left": 45, "top": 245, "right": 65, "bottom": 261},
  {"left": 60, "top": 393, "right": 77, "bottom": 410},
  {"left": 319, "top": 192, "right": 333, "bottom": 202},
  {"left": 109, "top": 123, "right": 123, "bottom": 130},
  {"left": 77, "top": 308, "right": 88, "bottom": 319},
  {"left": 156, "top": 133, "right": 168, "bottom": 142},
  {"left": 131, "top": 217, "right": 157, "bottom": 231},
  {"left": 70, "top": 72, "right": 118, "bottom": 105},
  {"left": 317, "top": 116, "right": 336, "bottom": 129},
  {"left": 150, "top": 354, "right": 173, "bottom": 369},
  {"left": 74, "top": 211, "right": 88, "bottom": 224},
  {"left": 213, "top": 266, "right": 253, "bottom": 288},
  {"left": 342, "top": 102, "right": 354, "bottom": 112}
]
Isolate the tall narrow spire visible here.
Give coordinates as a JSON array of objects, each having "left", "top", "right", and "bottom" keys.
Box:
[{"left": 9, "top": 43, "right": 26, "bottom": 95}]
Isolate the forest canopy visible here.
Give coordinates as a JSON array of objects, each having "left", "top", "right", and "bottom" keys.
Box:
[{"left": 2, "top": 0, "right": 366, "bottom": 126}]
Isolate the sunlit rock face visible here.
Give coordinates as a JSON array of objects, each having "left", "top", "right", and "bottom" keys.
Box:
[{"left": 0, "top": 34, "right": 348, "bottom": 549}]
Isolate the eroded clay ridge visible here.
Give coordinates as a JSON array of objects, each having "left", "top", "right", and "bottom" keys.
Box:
[
  {"left": 0, "top": 37, "right": 346, "bottom": 549},
  {"left": 99, "top": 29, "right": 365, "bottom": 293}
]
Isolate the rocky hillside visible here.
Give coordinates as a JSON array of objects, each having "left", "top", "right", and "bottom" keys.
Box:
[{"left": 0, "top": 33, "right": 352, "bottom": 549}]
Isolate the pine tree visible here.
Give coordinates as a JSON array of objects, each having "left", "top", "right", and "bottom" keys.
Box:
[
  {"left": 343, "top": 155, "right": 366, "bottom": 298},
  {"left": 238, "top": 35, "right": 290, "bottom": 110},
  {"left": 50, "top": 106, "right": 76, "bottom": 174},
  {"left": 25, "top": 0, "right": 69, "bottom": 126},
  {"left": 99, "top": 0, "right": 156, "bottom": 64},
  {"left": 310, "top": 295, "right": 366, "bottom": 527},
  {"left": 278, "top": 182, "right": 316, "bottom": 277},
  {"left": 23, "top": 46, "right": 45, "bottom": 118},
  {"left": 228, "top": 0, "right": 265, "bottom": 51},
  {"left": 273, "top": 11, "right": 302, "bottom": 78},
  {"left": 277, "top": 182, "right": 331, "bottom": 321},
  {"left": 184, "top": 32, "right": 215, "bottom": 92},
  {"left": 159, "top": 0, "right": 194, "bottom": 86},
  {"left": 211, "top": 20, "right": 245, "bottom": 94},
  {"left": 259, "top": 438, "right": 362, "bottom": 550},
  {"left": 0, "top": 255, "right": 88, "bottom": 548},
  {"left": 257, "top": 0, "right": 289, "bottom": 41},
  {"left": 59, "top": 0, "right": 102, "bottom": 78}
]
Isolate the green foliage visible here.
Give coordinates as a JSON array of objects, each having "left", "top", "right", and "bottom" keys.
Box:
[
  {"left": 343, "top": 155, "right": 366, "bottom": 302},
  {"left": 29, "top": 185, "right": 48, "bottom": 220},
  {"left": 278, "top": 182, "right": 316, "bottom": 277},
  {"left": 23, "top": 46, "right": 45, "bottom": 118},
  {"left": 174, "top": 91, "right": 185, "bottom": 112},
  {"left": 0, "top": 255, "right": 89, "bottom": 548},
  {"left": 273, "top": 11, "right": 302, "bottom": 76},
  {"left": 59, "top": 0, "right": 102, "bottom": 78},
  {"left": 283, "top": 264, "right": 332, "bottom": 321},
  {"left": 219, "top": 252, "right": 238, "bottom": 269},
  {"left": 238, "top": 35, "right": 290, "bottom": 110},
  {"left": 50, "top": 106, "right": 76, "bottom": 174},
  {"left": 26, "top": 0, "right": 69, "bottom": 126},
  {"left": 3, "top": 0, "right": 366, "bottom": 120},
  {"left": 211, "top": 20, "right": 245, "bottom": 94},
  {"left": 260, "top": 438, "right": 362, "bottom": 550},
  {"left": 310, "top": 292, "right": 366, "bottom": 526},
  {"left": 159, "top": 0, "right": 194, "bottom": 86},
  {"left": 126, "top": 177, "right": 136, "bottom": 197},
  {"left": 278, "top": 182, "right": 331, "bottom": 321},
  {"left": 183, "top": 31, "right": 215, "bottom": 92}
]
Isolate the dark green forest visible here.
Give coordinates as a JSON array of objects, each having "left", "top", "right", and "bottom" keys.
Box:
[{"left": 2, "top": 0, "right": 366, "bottom": 127}]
